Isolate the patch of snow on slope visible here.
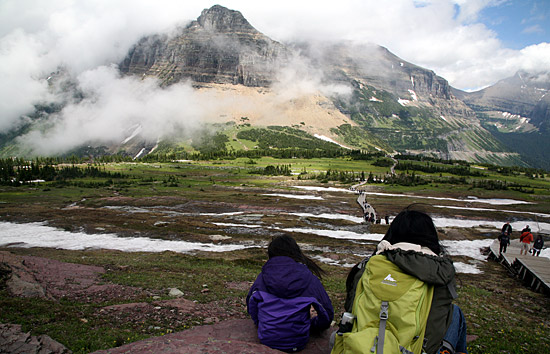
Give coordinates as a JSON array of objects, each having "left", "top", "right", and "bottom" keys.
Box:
[
  {"left": 314, "top": 134, "right": 351, "bottom": 149},
  {"left": 408, "top": 89, "right": 418, "bottom": 101},
  {"left": 122, "top": 124, "right": 142, "bottom": 144},
  {"left": 134, "top": 148, "right": 146, "bottom": 160},
  {"left": 398, "top": 98, "right": 410, "bottom": 106}
]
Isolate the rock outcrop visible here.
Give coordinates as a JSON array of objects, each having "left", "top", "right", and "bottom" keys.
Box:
[
  {"left": 0, "top": 324, "right": 71, "bottom": 354},
  {"left": 120, "top": 5, "right": 289, "bottom": 87}
]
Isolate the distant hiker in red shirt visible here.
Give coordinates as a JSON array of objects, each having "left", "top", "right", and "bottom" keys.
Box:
[{"left": 519, "top": 228, "right": 533, "bottom": 255}]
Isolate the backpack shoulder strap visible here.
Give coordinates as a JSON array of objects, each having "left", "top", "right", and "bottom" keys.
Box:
[{"left": 344, "top": 256, "right": 371, "bottom": 312}]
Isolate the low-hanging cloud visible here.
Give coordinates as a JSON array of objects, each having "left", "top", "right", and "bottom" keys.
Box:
[{"left": 18, "top": 66, "right": 210, "bottom": 155}]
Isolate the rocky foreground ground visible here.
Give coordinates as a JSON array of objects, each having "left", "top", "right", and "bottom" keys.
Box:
[{"left": 0, "top": 250, "right": 333, "bottom": 353}]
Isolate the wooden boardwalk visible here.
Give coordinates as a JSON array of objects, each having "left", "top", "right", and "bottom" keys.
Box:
[{"left": 489, "top": 239, "right": 550, "bottom": 295}]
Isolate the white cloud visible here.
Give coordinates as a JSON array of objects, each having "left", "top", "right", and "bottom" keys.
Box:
[
  {"left": 522, "top": 24, "right": 544, "bottom": 34},
  {"left": 18, "top": 65, "right": 208, "bottom": 155}
]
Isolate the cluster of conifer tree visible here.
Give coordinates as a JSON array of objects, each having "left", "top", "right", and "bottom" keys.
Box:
[
  {"left": 394, "top": 161, "right": 485, "bottom": 177},
  {"left": 253, "top": 165, "right": 292, "bottom": 176},
  {"left": 0, "top": 158, "right": 125, "bottom": 185}
]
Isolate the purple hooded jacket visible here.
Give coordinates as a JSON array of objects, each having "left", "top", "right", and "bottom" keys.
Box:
[{"left": 247, "top": 256, "right": 334, "bottom": 352}]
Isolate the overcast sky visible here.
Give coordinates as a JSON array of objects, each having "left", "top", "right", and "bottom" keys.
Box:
[{"left": 1, "top": 0, "right": 549, "bottom": 148}]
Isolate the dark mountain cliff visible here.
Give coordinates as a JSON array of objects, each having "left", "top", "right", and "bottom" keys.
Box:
[{"left": 120, "top": 5, "right": 289, "bottom": 86}]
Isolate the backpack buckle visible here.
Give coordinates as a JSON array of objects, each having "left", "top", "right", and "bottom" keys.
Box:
[{"left": 379, "top": 301, "right": 389, "bottom": 320}]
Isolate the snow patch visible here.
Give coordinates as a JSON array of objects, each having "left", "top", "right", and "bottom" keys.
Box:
[
  {"left": 453, "top": 262, "right": 483, "bottom": 274},
  {"left": 293, "top": 186, "right": 355, "bottom": 193},
  {"left": 369, "top": 97, "right": 383, "bottom": 102},
  {"left": 361, "top": 191, "right": 531, "bottom": 205},
  {"left": 314, "top": 134, "right": 351, "bottom": 149},
  {"left": 433, "top": 205, "right": 550, "bottom": 219},
  {"left": 441, "top": 239, "right": 493, "bottom": 261},
  {"left": 212, "top": 222, "right": 262, "bottom": 229},
  {"left": 398, "top": 98, "right": 410, "bottom": 106},
  {"left": 134, "top": 148, "right": 146, "bottom": 160},
  {"left": 408, "top": 89, "right": 418, "bottom": 101},
  {"left": 0, "top": 222, "right": 248, "bottom": 253},
  {"left": 122, "top": 124, "right": 142, "bottom": 144},
  {"left": 287, "top": 212, "right": 364, "bottom": 224},
  {"left": 433, "top": 217, "right": 550, "bottom": 234},
  {"left": 312, "top": 255, "right": 355, "bottom": 268},
  {"left": 282, "top": 227, "right": 384, "bottom": 241},
  {"left": 440, "top": 115, "right": 447, "bottom": 122},
  {"left": 262, "top": 193, "right": 324, "bottom": 200}
]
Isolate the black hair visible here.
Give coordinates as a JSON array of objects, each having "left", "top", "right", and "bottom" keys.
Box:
[
  {"left": 382, "top": 206, "right": 442, "bottom": 255},
  {"left": 268, "top": 235, "right": 326, "bottom": 279}
]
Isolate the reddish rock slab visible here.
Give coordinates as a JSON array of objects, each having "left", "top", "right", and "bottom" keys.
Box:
[
  {"left": 91, "top": 319, "right": 333, "bottom": 354},
  {"left": 154, "top": 297, "right": 197, "bottom": 312},
  {"left": 0, "top": 251, "right": 146, "bottom": 302},
  {"left": 0, "top": 323, "right": 70, "bottom": 354}
]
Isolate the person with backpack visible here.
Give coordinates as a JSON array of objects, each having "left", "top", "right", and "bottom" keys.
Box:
[
  {"left": 532, "top": 235, "right": 544, "bottom": 257},
  {"left": 331, "top": 208, "right": 468, "bottom": 354},
  {"left": 498, "top": 231, "right": 510, "bottom": 255},
  {"left": 501, "top": 222, "right": 512, "bottom": 237},
  {"left": 519, "top": 228, "right": 533, "bottom": 255},
  {"left": 247, "top": 235, "right": 334, "bottom": 352}
]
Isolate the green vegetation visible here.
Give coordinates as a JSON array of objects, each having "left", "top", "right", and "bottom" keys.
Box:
[
  {"left": 485, "top": 126, "right": 550, "bottom": 171},
  {"left": 235, "top": 126, "right": 341, "bottom": 151},
  {"left": 0, "top": 153, "right": 549, "bottom": 353}
]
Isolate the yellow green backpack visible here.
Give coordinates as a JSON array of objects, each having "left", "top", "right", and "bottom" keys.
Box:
[{"left": 331, "top": 254, "right": 434, "bottom": 354}]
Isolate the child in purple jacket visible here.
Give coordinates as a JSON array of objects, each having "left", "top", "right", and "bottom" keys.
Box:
[{"left": 247, "top": 235, "right": 334, "bottom": 352}]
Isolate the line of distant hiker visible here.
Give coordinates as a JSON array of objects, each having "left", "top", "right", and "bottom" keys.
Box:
[
  {"left": 247, "top": 206, "right": 468, "bottom": 354},
  {"left": 498, "top": 221, "right": 545, "bottom": 256}
]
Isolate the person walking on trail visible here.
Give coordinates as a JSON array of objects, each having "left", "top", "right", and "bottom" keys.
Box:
[
  {"left": 247, "top": 235, "right": 334, "bottom": 353},
  {"left": 532, "top": 235, "right": 544, "bottom": 257},
  {"left": 332, "top": 208, "right": 468, "bottom": 354},
  {"left": 501, "top": 222, "right": 512, "bottom": 237},
  {"left": 498, "top": 231, "right": 510, "bottom": 255},
  {"left": 519, "top": 229, "right": 534, "bottom": 255}
]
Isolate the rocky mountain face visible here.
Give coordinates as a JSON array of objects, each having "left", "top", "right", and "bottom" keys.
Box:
[
  {"left": 120, "top": 5, "right": 289, "bottom": 87},
  {"left": 118, "top": 6, "right": 516, "bottom": 165},
  {"left": 455, "top": 71, "right": 550, "bottom": 132},
  {"left": 453, "top": 71, "right": 550, "bottom": 169}
]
